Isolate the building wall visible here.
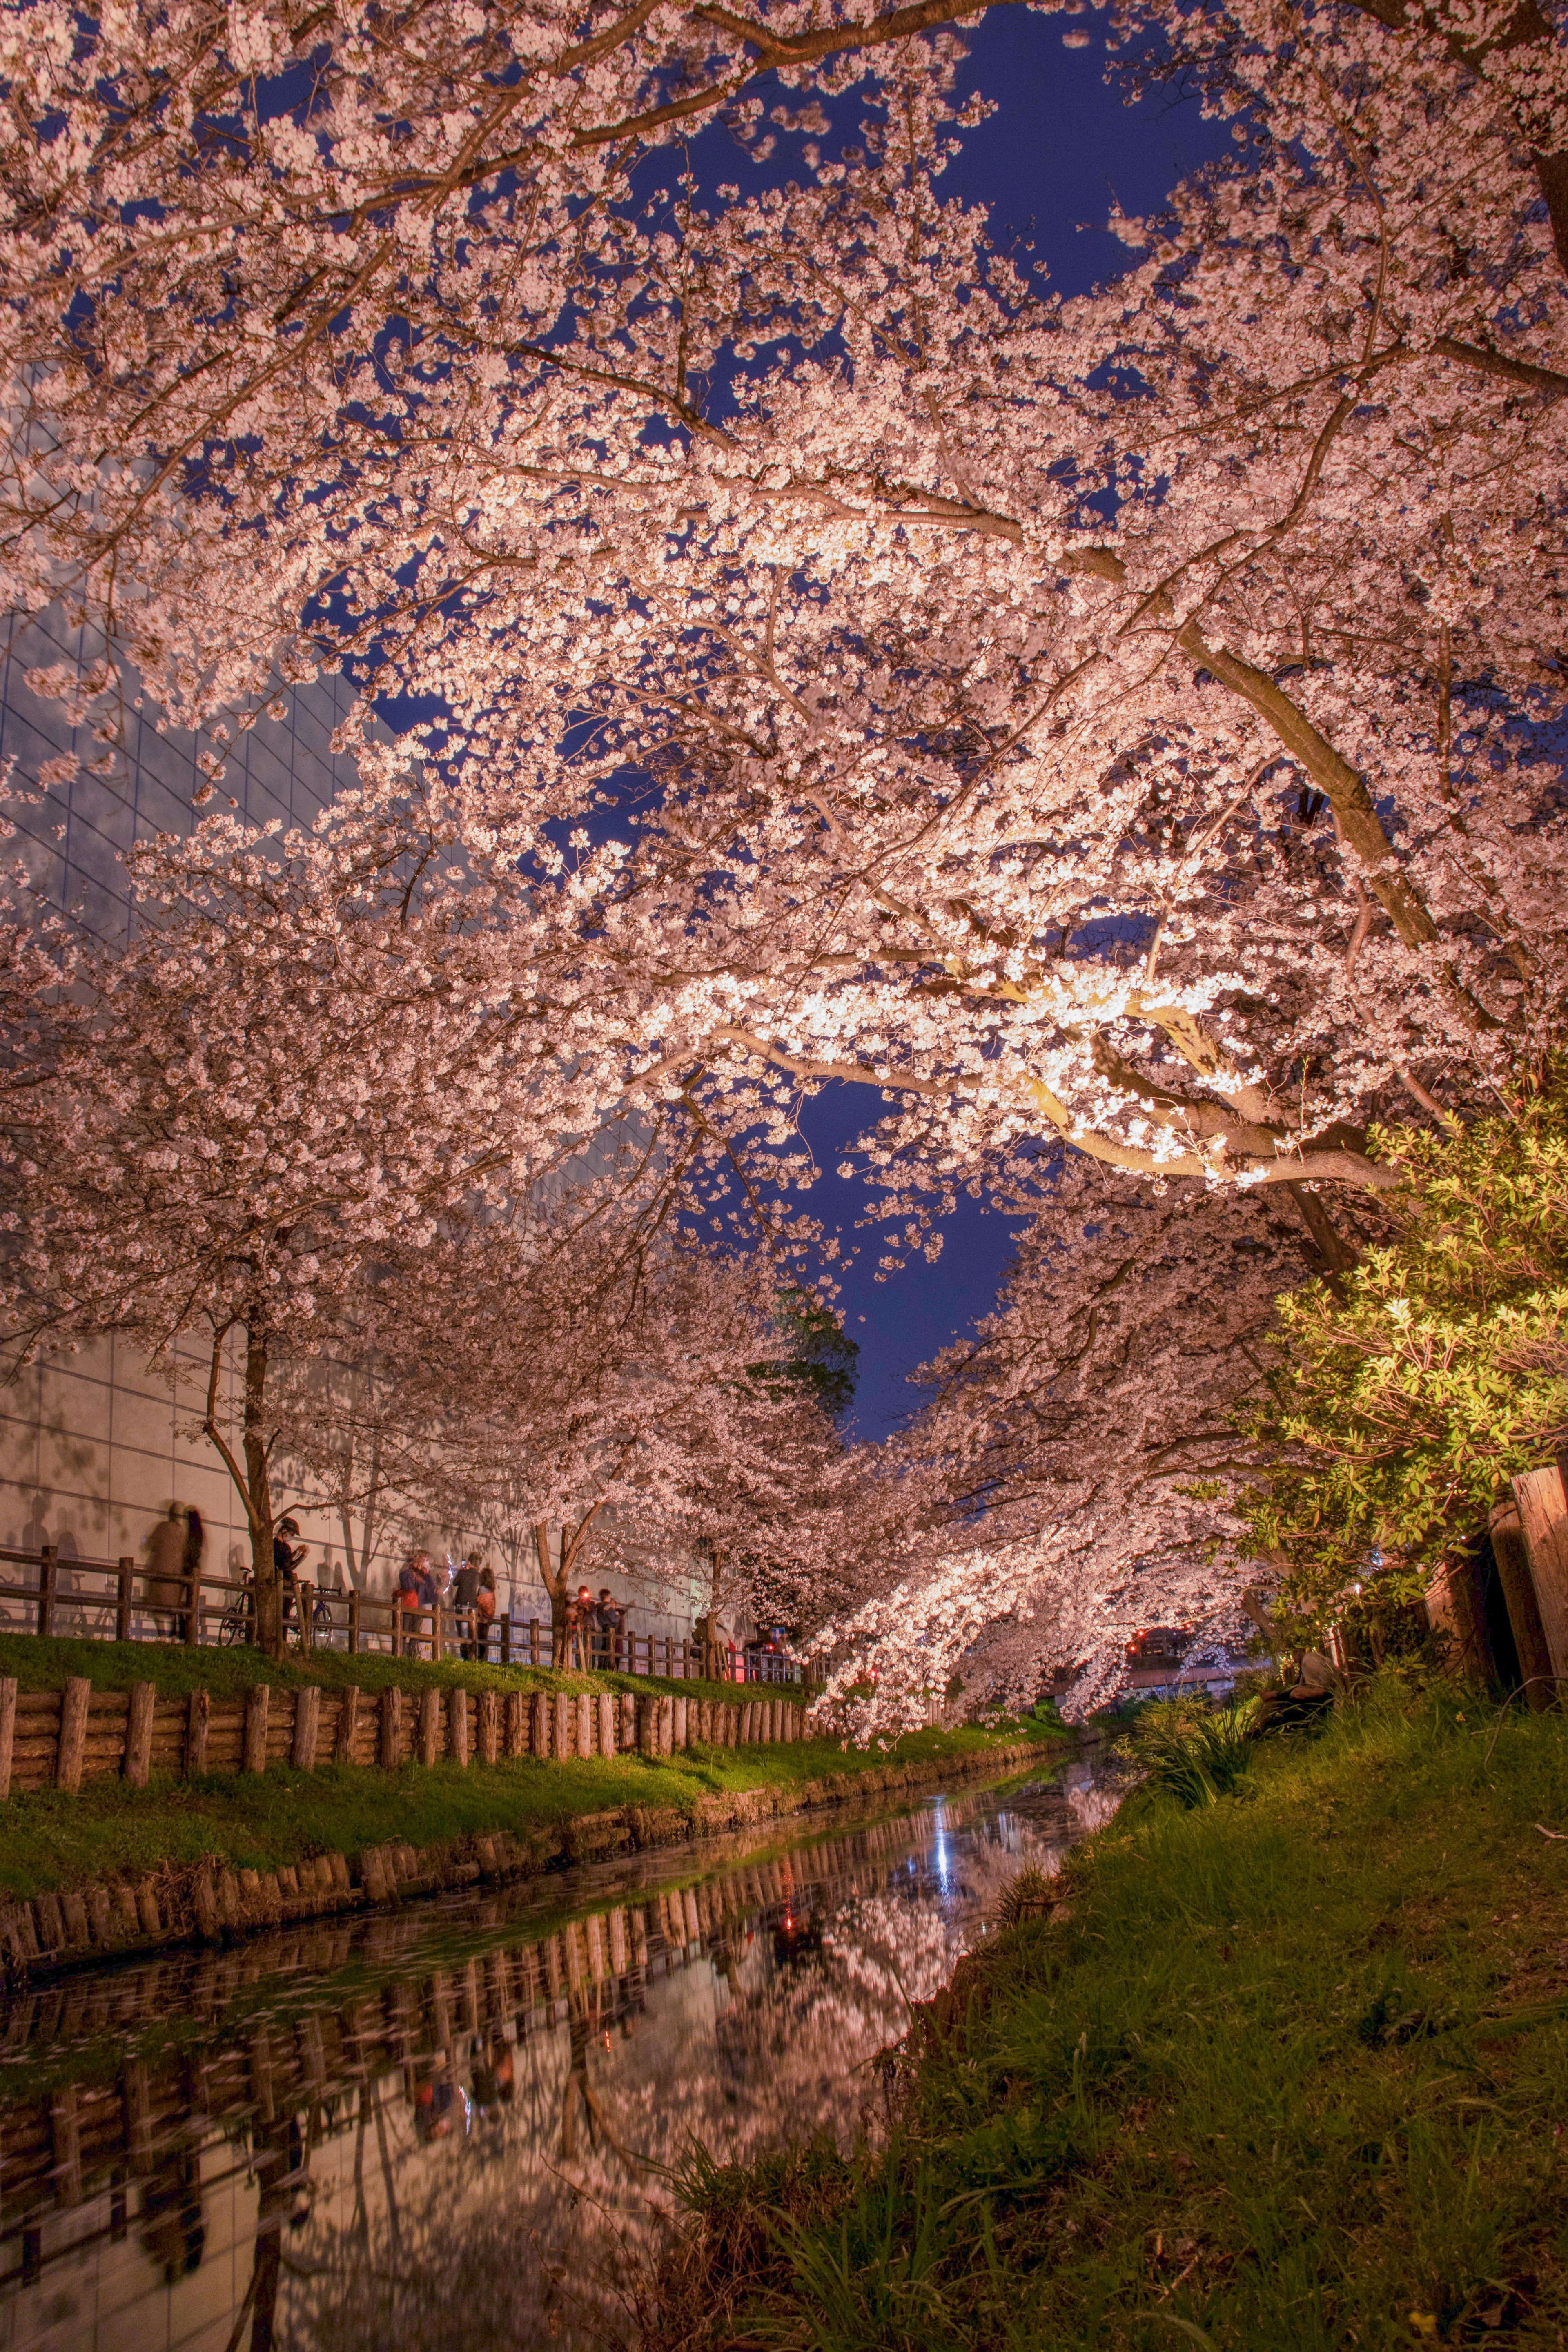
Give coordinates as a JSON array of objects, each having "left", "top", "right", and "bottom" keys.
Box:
[
  {"left": 0, "top": 613, "right": 698, "bottom": 1647},
  {"left": 1, "top": 606, "right": 356, "bottom": 942}
]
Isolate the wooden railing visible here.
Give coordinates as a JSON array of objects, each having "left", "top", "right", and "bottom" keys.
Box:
[{"left": 0, "top": 1546, "right": 820, "bottom": 1684}]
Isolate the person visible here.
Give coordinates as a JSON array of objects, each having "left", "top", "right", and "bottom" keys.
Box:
[
  {"left": 396, "top": 1552, "right": 436, "bottom": 1645},
  {"left": 595, "top": 1587, "right": 624, "bottom": 1670},
  {"left": 274, "top": 1516, "right": 306, "bottom": 1643},
  {"left": 145, "top": 1503, "right": 185, "bottom": 1638},
  {"left": 573, "top": 1583, "right": 596, "bottom": 1672},
  {"left": 474, "top": 1559, "right": 498, "bottom": 1662},
  {"left": 452, "top": 1551, "right": 481, "bottom": 1659},
  {"left": 180, "top": 1507, "right": 204, "bottom": 1638}
]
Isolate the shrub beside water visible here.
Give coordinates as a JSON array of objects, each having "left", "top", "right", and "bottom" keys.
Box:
[{"left": 1116, "top": 1695, "right": 1258, "bottom": 1808}]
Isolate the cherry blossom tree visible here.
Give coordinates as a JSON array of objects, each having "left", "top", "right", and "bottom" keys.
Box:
[
  {"left": 3, "top": 0, "right": 1565, "bottom": 1695},
  {"left": 0, "top": 777, "right": 605, "bottom": 1655},
  {"left": 808, "top": 1161, "right": 1377, "bottom": 1728},
  {"left": 276, "top": 1198, "right": 859, "bottom": 1659},
  {"left": 6, "top": 0, "right": 1563, "bottom": 1223}
]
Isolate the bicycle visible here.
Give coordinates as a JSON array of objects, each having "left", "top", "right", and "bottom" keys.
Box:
[{"left": 217, "top": 1581, "right": 254, "bottom": 1646}]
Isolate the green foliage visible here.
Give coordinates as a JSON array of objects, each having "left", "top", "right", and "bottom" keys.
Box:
[
  {"left": 748, "top": 1286, "right": 860, "bottom": 1418},
  {"left": 651, "top": 1680, "right": 1568, "bottom": 2350},
  {"left": 1238, "top": 1079, "right": 1568, "bottom": 1639},
  {"left": 1115, "top": 1696, "right": 1258, "bottom": 1808},
  {"left": 993, "top": 1865, "right": 1056, "bottom": 1928}
]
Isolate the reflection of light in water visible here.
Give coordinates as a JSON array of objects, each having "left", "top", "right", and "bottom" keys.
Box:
[{"left": 0, "top": 1760, "right": 1120, "bottom": 2352}]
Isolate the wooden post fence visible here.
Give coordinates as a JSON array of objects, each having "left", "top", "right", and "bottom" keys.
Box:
[{"left": 0, "top": 1673, "right": 811, "bottom": 1801}]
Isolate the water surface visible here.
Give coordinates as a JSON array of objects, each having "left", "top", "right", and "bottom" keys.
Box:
[{"left": 0, "top": 1756, "right": 1118, "bottom": 2352}]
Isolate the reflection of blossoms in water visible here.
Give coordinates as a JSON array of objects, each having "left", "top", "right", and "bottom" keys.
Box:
[
  {"left": 0, "top": 1768, "right": 1119, "bottom": 2352},
  {"left": 823, "top": 1889, "right": 970, "bottom": 2020},
  {"left": 1065, "top": 1772, "right": 1125, "bottom": 1837}
]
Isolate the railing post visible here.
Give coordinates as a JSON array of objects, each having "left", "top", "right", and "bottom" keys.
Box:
[
  {"left": 348, "top": 1590, "right": 360, "bottom": 1656},
  {"left": 298, "top": 1581, "right": 313, "bottom": 1657},
  {"left": 116, "top": 1558, "right": 134, "bottom": 1645},
  {"left": 432, "top": 1602, "right": 442, "bottom": 1663},
  {"left": 37, "top": 1544, "right": 56, "bottom": 1639},
  {"left": 529, "top": 1618, "right": 539, "bottom": 1668},
  {"left": 185, "top": 1569, "right": 200, "bottom": 1648},
  {"left": 500, "top": 1613, "right": 511, "bottom": 1667},
  {"left": 392, "top": 1604, "right": 403, "bottom": 1659}
]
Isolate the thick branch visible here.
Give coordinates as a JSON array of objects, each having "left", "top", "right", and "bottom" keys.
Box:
[{"left": 1176, "top": 619, "right": 1438, "bottom": 948}]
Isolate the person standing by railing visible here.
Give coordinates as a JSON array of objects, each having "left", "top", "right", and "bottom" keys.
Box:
[
  {"left": 396, "top": 1550, "right": 435, "bottom": 1652},
  {"left": 474, "top": 1561, "right": 498, "bottom": 1661},
  {"left": 453, "top": 1552, "right": 481, "bottom": 1659},
  {"left": 180, "top": 1508, "right": 204, "bottom": 1640},
  {"left": 145, "top": 1504, "right": 185, "bottom": 1639},
  {"left": 594, "top": 1587, "right": 623, "bottom": 1671},
  {"left": 274, "top": 1518, "right": 307, "bottom": 1647}
]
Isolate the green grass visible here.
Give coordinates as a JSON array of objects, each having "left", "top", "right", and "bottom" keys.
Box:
[
  {"left": 0, "top": 1626, "right": 786, "bottom": 1709},
  {"left": 650, "top": 1677, "right": 1568, "bottom": 2351},
  {"left": 0, "top": 1715, "right": 1058, "bottom": 1898}
]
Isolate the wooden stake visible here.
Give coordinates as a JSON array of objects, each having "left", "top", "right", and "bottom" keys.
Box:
[
  {"left": 243, "top": 1684, "right": 270, "bottom": 1775},
  {"left": 293, "top": 1686, "right": 320, "bottom": 1771},
  {"left": 0, "top": 1676, "right": 16, "bottom": 1800},
  {"left": 186, "top": 1688, "right": 209, "bottom": 1779},
  {"left": 57, "top": 1677, "right": 90, "bottom": 1791},
  {"left": 1513, "top": 1467, "right": 1568, "bottom": 1688},
  {"left": 419, "top": 1688, "right": 440, "bottom": 1767},
  {"left": 335, "top": 1686, "right": 361, "bottom": 1765},
  {"left": 124, "top": 1682, "right": 155, "bottom": 1788}
]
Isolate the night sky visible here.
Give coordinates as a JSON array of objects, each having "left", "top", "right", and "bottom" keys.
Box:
[{"left": 785, "top": 16, "right": 1229, "bottom": 1445}]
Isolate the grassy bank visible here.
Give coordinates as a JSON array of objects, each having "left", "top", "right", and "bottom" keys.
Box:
[
  {"left": 0, "top": 1712, "right": 1060, "bottom": 1900},
  {"left": 653, "top": 1680, "right": 1568, "bottom": 2350},
  {"left": 0, "top": 1627, "right": 760, "bottom": 1710}
]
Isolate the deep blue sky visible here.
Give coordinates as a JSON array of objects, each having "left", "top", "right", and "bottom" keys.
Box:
[{"left": 791, "top": 14, "right": 1229, "bottom": 1443}]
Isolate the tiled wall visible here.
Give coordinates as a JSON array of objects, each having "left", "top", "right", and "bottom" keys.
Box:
[{"left": 0, "top": 608, "right": 356, "bottom": 941}]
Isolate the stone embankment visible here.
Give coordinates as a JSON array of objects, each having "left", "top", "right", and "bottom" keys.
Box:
[{"left": 0, "top": 1736, "right": 1046, "bottom": 1983}]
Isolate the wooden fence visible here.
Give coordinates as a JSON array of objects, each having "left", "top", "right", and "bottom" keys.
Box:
[
  {"left": 0, "top": 1544, "right": 817, "bottom": 1684},
  {"left": 0, "top": 1673, "right": 805, "bottom": 1800}
]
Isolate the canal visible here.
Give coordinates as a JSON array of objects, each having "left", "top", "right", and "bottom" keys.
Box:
[{"left": 0, "top": 1753, "right": 1118, "bottom": 2352}]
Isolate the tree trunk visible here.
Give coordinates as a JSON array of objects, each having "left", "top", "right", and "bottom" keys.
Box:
[
  {"left": 1285, "top": 1180, "right": 1358, "bottom": 1298},
  {"left": 535, "top": 1522, "right": 568, "bottom": 1666},
  {"left": 242, "top": 1327, "right": 284, "bottom": 1660}
]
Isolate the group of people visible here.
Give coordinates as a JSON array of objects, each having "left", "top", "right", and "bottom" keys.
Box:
[
  {"left": 563, "top": 1584, "right": 625, "bottom": 1671},
  {"left": 396, "top": 1548, "right": 500, "bottom": 1659}
]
